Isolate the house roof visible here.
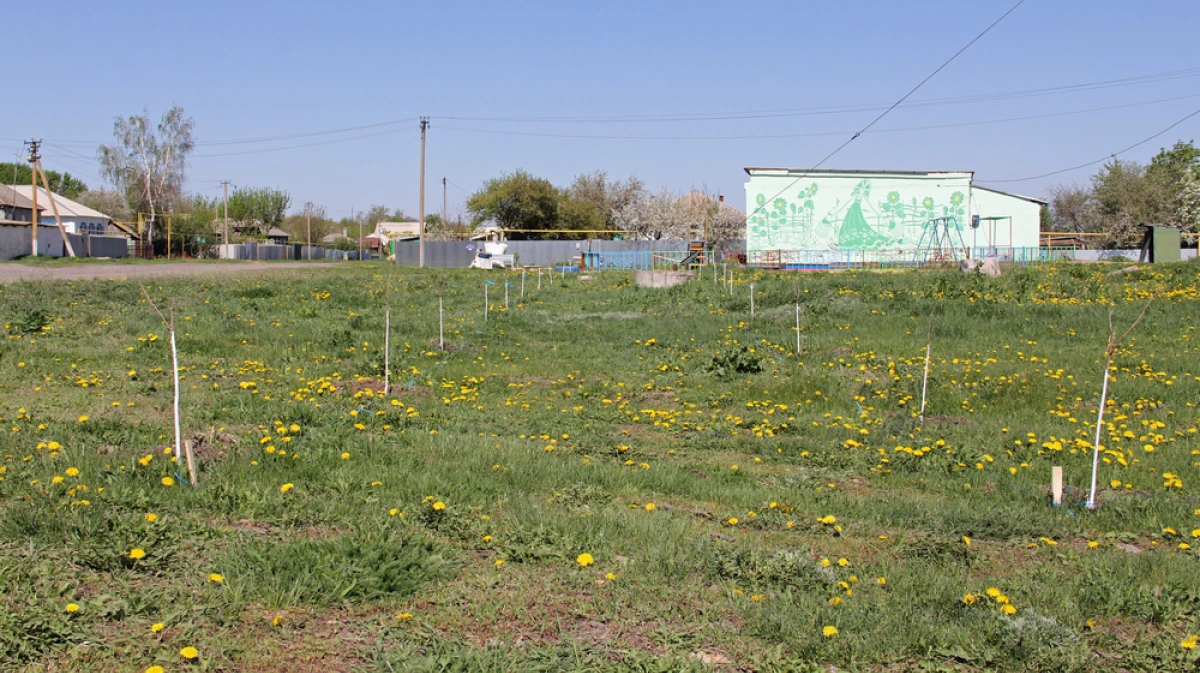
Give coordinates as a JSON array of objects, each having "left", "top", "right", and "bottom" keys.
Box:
[
  {"left": 745, "top": 167, "right": 974, "bottom": 178},
  {"left": 0, "top": 185, "right": 40, "bottom": 211},
  {"left": 8, "top": 186, "right": 112, "bottom": 220},
  {"left": 266, "top": 227, "right": 290, "bottom": 238}
]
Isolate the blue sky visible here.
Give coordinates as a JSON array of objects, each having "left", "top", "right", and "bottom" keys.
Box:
[{"left": 3, "top": 0, "right": 1199, "bottom": 220}]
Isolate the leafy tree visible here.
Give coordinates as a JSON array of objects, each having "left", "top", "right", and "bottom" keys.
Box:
[
  {"left": 560, "top": 171, "right": 646, "bottom": 237},
  {"left": 467, "top": 170, "right": 560, "bottom": 239},
  {"left": 226, "top": 187, "right": 291, "bottom": 237},
  {"left": 1047, "top": 184, "right": 1097, "bottom": 233},
  {"left": 280, "top": 204, "right": 337, "bottom": 245},
  {"left": 0, "top": 163, "right": 88, "bottom": 198},
  {"left": 97, "top": 106, "right": 195, "bottom": 239}
]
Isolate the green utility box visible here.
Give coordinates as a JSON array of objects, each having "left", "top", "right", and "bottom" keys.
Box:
[{"left": 1139, "top": 224, "right": 1181, "bottom": 263}]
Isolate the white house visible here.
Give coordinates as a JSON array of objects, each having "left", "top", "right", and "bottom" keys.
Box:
[{"left": 10, "top": 186, "right": 113, "bottom": 235}]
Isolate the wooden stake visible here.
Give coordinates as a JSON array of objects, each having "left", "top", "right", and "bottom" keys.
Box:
[
  {"left": 749, "top": 282, "right": 755, "bottom": 318},
  {"left": 795, "top": 303, "right": 801, "bottom": 353},
  {"left": 1051, "top": 466, "right": 1063, "bottom": 506},
  {"left": 438, "top": 294, "right": 444, "bottom": 350},
  {"left": 919, "top": 311, "right": 934, "bottom": 421},
  {"left": 184, "top": 439, "right": 198, "bottom": 487}
]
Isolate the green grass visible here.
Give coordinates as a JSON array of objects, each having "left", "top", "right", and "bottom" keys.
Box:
[{"left": 2, "top": 259, "right": 1200, "bottom": 671}]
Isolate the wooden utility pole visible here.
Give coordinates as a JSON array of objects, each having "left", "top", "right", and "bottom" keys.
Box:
[
  {"left": 305, "top": 201, "right": 312, "bottom": 260},
  {"left": 25, "top": 140, "right": 39, "bottom": 256},
  {"left": 26, "top": 139, "right": 76, "bottom": 257},
  {"left": 442, "top": 176, "right": 447, "bottom": 228},
  {"left": 419, "top": 117, "right": 428, "bottom": 268}
]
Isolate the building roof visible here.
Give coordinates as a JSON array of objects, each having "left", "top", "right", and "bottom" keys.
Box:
[
  {"left": 972, "top": 184, "right": 1048, "bottom": 205},
  {"left": 266, "top": 227, "right": 290, "bottom": 238},
  {"left": 8, "top": 186, "right": 112, "bottom": 220},
  {"left": 745, "top": 167, "right": 974, "bottom": 178},
  {"left": 0, "top": 185, "right": 40, "bottom": 211}
]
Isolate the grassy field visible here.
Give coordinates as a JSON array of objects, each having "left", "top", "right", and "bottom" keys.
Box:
[{"left": 1, "top": 259, "right": 1199, "bottom": 672}]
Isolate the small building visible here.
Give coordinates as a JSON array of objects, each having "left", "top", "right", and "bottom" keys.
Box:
[
  {"left": 0, "top": 185, "right": 41, "bottom": 223},
  {"left": 9, "top": 185, "right": 113, "bottom": 235},
  {"left": 743, "top": 168, "right": 1045, "bottom": 256},
  {"left": 265, "top": 227, "right": 290, "bottom": 245},
  {"left": 374, "top": 221, "right": 422, "bottom": 240}
]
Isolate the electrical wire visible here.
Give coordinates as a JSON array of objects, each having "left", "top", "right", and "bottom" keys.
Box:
[
  {"left": 980, "top": 105, "right": 1200, "bottom": 183},
  {"left": 748, "top": 0, "right": 1026, "bottom": 220},
  {"left": 193, "top": 127, "right": 418, "bottom": 158},
  {"left": 434, "top": 93, "right": 1200, "bottom": 141},
  {"left": 437, "top": 66, "right": 1200, "bottom": 124}
]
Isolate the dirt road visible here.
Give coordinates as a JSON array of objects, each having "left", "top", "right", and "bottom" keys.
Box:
[{"left": 0, "top": 261, "right": 343, "bottom": 283}]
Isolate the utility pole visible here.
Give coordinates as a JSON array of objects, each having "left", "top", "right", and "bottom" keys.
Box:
[
  {"left": 442, "top": 177, "right": 447, "bottom": 230},
  {"left": 419, "top": 117, "right": 429, "bottom": 268},
  {"left": 304, "top": 201, "right": 313, "bottom": 260},
  {"left": 25, "top": 139, "right": 75, "bottom": 258},
  {"left": 220, "top": 180, "right": 231, "bottom": 246},
  {"left": 25, "top": 140, "right": 39, "bottom": 256}
]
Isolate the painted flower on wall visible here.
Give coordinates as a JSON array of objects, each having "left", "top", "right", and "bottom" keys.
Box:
[
  {"left": 922, "top": 197, "right": 935, "bottom": 209},
  {"left": 951, "top": 191, "right": 965, "bottom": 205},
  {"left": 887, "top": 191, "right": 900, "bottom": 204},
  {"left": 773, "top": 198, "right": 788, "bottom": 211}
]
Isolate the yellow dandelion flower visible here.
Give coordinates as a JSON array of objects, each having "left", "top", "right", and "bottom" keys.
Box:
[
  {"left": 1001, "top": 604, "right": 1017, "bottom": 616},
  {"left": 151, "top": 622, "right": 165, "bottom": 632},
  {"left": 576, "top": 553, "right": 595, "bottom": 568},
  {"left": 986, "top": 587, "right": 1001, "bottom": 598},
  {"left": 161, "top": 477, "right": 175, "bottom": 487},
  {"left": 432, "top": 501, "right": 446, "bottom": 511},
  {"left": 129, "top": 548, "right": 146, "bottom": 560},
  {"left": 341, "top": 452, "right": 350, "bottom": 460},
  {"left": 280, "top": 483, "right": 294, "bottom": 493},
  {"left": 494, "top": 559, "right": 505, "bottom": 567},
  {"left": 65, "top": 467, "right": 79, "bottom": 477},
  {"left": 727, "top": 517, "right": 739, "bottom": 526},
  {"left": 77, "top": 415, "right": 88, "bottom": 423},
  {"left": 395, "top": 613, "right": 413, "bottom": 621},
  {"left": 837, "top": 558, "right": 849, "bottom": 567},
  {"left": 606, "top": 572, "right": 616, "bottom": 580},
  {"left": 208, "top": 573, "right": 224, "bottom": 584},
  {"left": 877, "top": 577, "right": 887, "bottom": 585},
  {"left": 644, "top": 502, "right": 655, "bottom": 511},
  {"left": 65, "top": 603, "right": 80, "bottom": 613},
  {"left": 180, "top": 646, "right": 199, "bottom": 659},
  {"left": 822, "top": 625, "right": 838, "bottom": 638},
  {"left": 145, "top": 513, "right": 158, "bottom": 522},
  {"left": 146, "top": 667, "right": 164, "bottom": 673},
  {"left": 1182, "top": 636, "right": 1197, "bottom": 650}
]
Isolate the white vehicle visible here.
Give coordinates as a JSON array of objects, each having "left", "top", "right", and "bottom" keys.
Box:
[{"left": 469, "top": 240, "right": 515, "bottom": 269}]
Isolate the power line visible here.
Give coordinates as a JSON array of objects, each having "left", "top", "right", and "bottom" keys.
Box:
[
  {"left": 434, "top": 93, "right": 1200, "bottom": 141},
  {"left": 8, "top": 65, "right": 1199, "bottom": 149},
  {"left": 193, "top": 127, "right": 418, "bottom": 158},
  {"left": 980, "top": 105, "right": 1200, "bottom": 183},
  {"left": 436, "top": 66, "right": 1200, "bottom": 125},
  {"left": 744, "top": 0, "right": 1026, "bottom": 223}
]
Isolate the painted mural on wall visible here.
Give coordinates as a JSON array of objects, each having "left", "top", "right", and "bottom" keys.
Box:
[{"left": 748, "top": 179, "right": 967, "bottom": 251}]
